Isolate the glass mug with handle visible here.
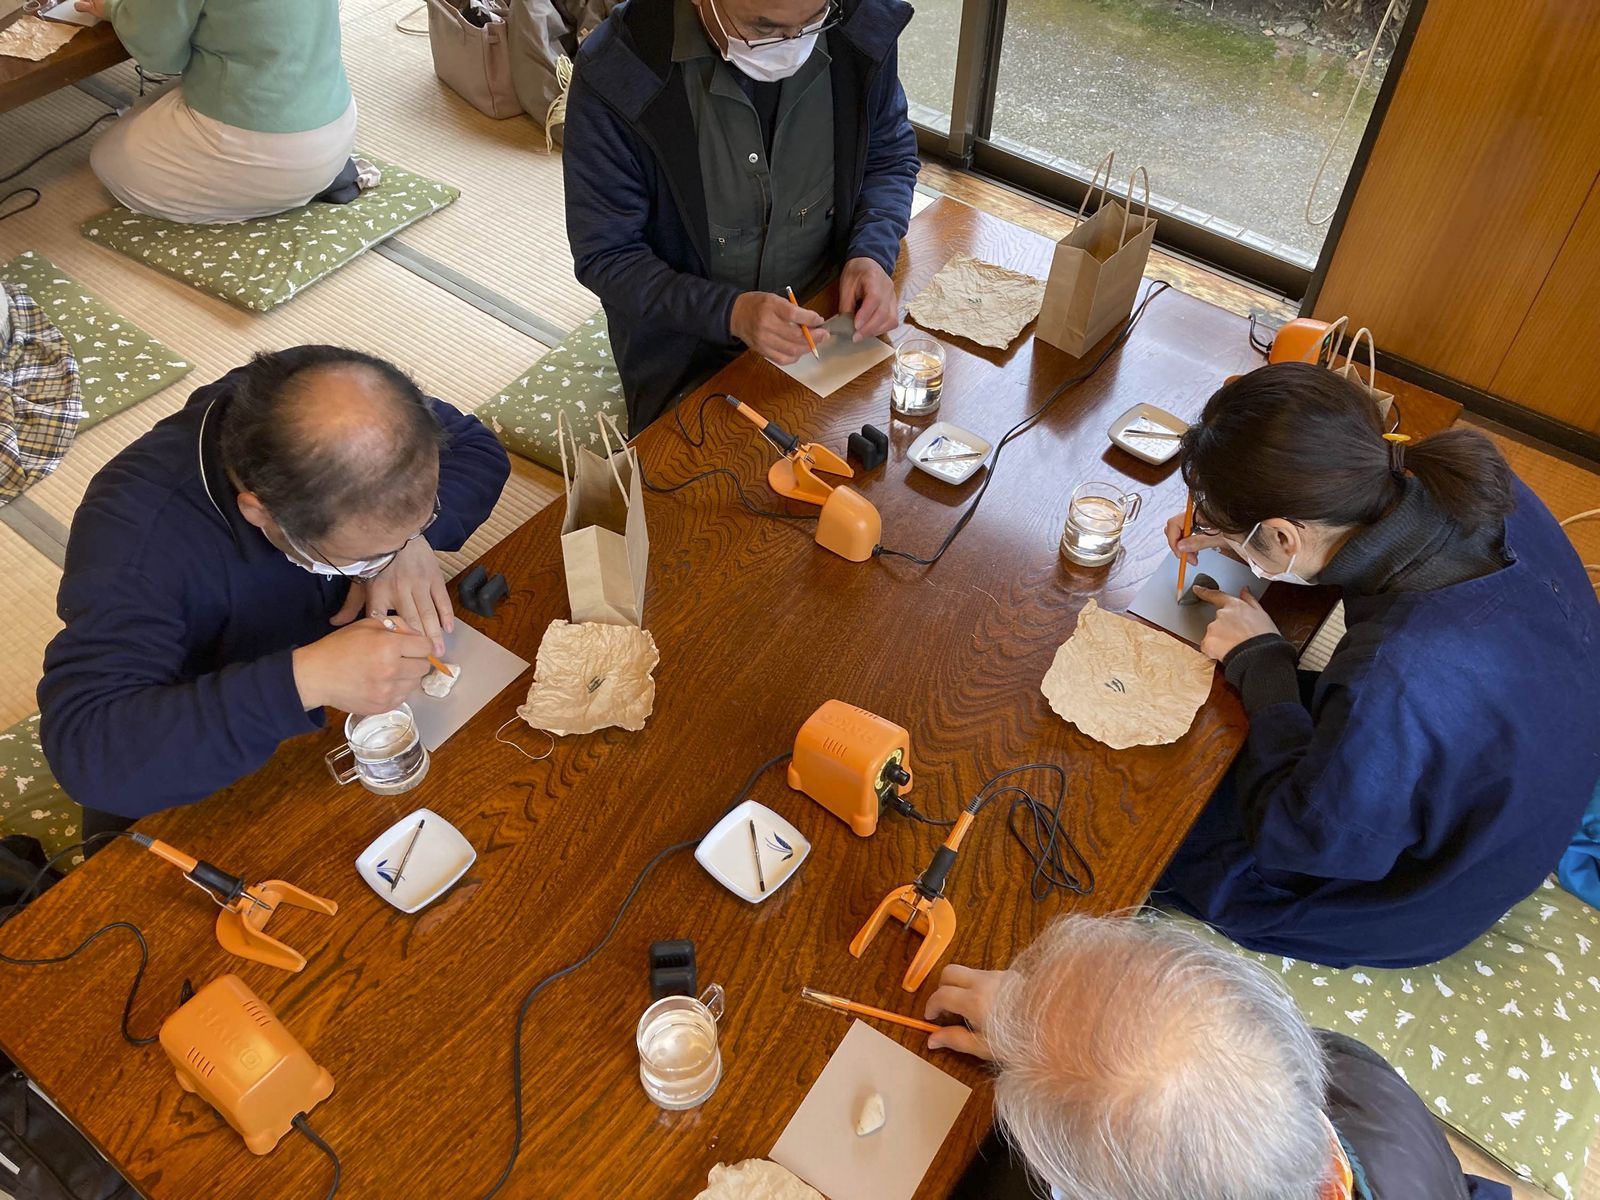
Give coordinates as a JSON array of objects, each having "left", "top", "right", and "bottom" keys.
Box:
[
  {"left": 325, "top": 702, "right": 430, "bottom": 795},
  {"left": 636, "top": 984, "right": 726, "bottom": 1111},
  {"left": 1060, "top": 481, "right": 1143, "bottom": 566}
]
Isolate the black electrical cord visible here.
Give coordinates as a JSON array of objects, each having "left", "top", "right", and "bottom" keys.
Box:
[
  {"left": 1247, "top": 311, "right": 1275, "bottom": 357},
  {"left": 639, "top": 390, "right": 818, "bottom": 523},
  {"left": 477, "top": 752, "right": 793, "bottom": 1199},
  {"left": 0, "top": 110, "right": 117, "bottom": 187},
  {"left": 0, "top": 186, "right": 40, "bottom": 225},
  {"left": 0, "top": 830, "right": 159, "bottom": 1046},
  {"left": 874, "top": 281, "right": 1173, "bottom": 567},
  {"left": 291, "top": 1113, "right": 341, "bottom": 1200}
]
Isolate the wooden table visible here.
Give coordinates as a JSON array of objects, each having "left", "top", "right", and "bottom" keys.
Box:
[
  {"left": 0, "top": 200, "right": 1459, "bottom": 1200},
  {"left": 0, "top": 20, "right": 125, "bottom": 114}
]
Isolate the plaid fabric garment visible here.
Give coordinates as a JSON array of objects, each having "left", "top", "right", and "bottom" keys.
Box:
[{"left": 1, "top": 282, "right": 83, "bottom": 505}]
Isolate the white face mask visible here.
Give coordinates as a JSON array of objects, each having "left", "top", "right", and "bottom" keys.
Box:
[
  {"left": 281, "top": 529, "right": 394, "bottom": 580},
  {"left": 705, "top": 0, "right": 821, "bottom": 82},
  {"left": 1226, "top": 521, "right": 1315, "bottom": 586}
]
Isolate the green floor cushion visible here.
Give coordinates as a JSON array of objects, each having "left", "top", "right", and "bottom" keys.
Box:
[
  {"left": 478, "top": 310, "right": 628, "bottom": 471},
  {"left": 1158, "top": 884, "right": 1600, "bottom": 1199},
  {"left": 0, "top": 713, "right": 84, "bottom": 869},
  {"left": 80, "top": 154, "right": 459, "bottom": 312},
  {"left": 2, "top": 252, "right": 192, "bottom": 431}
]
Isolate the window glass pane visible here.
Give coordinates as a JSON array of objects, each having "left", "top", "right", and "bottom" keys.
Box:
[
  {"left": 988, "top": 0, "right": 1403, "bottom": 265},
  {"left": 898, "top": 0, "right": 960, "bottom": 133}
]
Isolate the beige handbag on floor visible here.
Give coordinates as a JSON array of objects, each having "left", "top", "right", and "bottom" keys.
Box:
[
  {"left": 1036, "top": 154, "right": 1158, "bottom": 357},
  {"left": 558, "top": 412, "right": 649, "bottom": 627},
  {"left": 424, "top": 0, "right": 522, "bottom": 120}
]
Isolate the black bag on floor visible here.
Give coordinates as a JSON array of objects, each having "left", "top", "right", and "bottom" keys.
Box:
[{"left": 0, "top": 1065, "right": 139, "bottom": 1200}]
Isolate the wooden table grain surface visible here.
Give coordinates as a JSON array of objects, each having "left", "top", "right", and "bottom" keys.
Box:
[
  {"left": 0, "top": 21, "right": 126, "bottom": 115},
  {"left": 0, "top": 200, "right": 1460, "bottom": 1200}
]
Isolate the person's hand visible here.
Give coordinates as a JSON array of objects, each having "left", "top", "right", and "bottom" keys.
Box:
[
  {"left": 1164, "top": 511, "right": 1233, "bottom": 566},
  {"left": 729, "top": 292, "right": 829, "bottom": 365},
  {"left": 1193, "top": 585, "right": 1281, "bottom": 662},
  {"left": 291, "top": 617, "right": 433, "bottom": 713},
  {"left": 923, "top": 964, "right": 1004, "bottom": 1060},
  {"left": 74, "top": 0, "right": 107, "bottom": 17},
  {"left": 838, "top": 257, "right": 897, "bottom": 340},
  {"left": 334, "top": 537, "right": 453, "bottom": 656}
]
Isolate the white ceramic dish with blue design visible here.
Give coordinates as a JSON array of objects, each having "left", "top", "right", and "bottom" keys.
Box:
[{"left": 695, "top": 800, "right": 810, "bottom": 904}]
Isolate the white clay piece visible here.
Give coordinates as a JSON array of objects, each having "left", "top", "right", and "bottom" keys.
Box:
[
  {"left": 854, "top": 1091, "right": 886, "bottom": 1137},
  {"left": 420, "top": 662, "right": 461, "bottom": 699}
]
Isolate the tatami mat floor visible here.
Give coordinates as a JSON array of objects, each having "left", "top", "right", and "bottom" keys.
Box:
[{"left": 1, "top": 9, "right": 1598, "bottom": 1199}]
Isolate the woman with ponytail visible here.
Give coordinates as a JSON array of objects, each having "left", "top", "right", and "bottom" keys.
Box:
[{"left": 1155, "top": 362, "right": 1600, "bottom": 968}]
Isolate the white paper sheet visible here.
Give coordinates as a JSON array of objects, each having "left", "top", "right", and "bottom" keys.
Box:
[
  {"left": 770, "top": 314, "right": 894, "bottom": 398},
  {"left": 1125, "top": 549, "right": 1269, "bottom": 647},
  {"left": 770, "top": 1020, "right": 971, "bottom": 1200},
  {"left": 407, "top": 621, "right": 530, "bottom": 752},
  {"left": 39, "top": 1, "right": 104, "bottom": 26}
]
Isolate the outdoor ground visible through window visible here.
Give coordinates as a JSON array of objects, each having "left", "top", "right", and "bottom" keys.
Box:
[{"left": 899, "top": 0, "right": 1399, "bottom": 263}]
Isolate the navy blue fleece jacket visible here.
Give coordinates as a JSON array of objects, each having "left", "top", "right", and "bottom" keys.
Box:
[{"left": 37, "top": 361, "right": 510, "bottom": 820}]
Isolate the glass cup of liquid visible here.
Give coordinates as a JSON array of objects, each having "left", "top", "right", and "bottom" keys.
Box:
[
  {"left": 325, "top": 703, "right": 431, "bottom": 795},
  {"left": 891, "top": 336, "right": 945, "bottom": 416},
  {"left": 1060, "top": 481, "right": 1143, "bottom": 566},
  {"left": 636, "top": 984, "right": 726, "bottom": 1111}
]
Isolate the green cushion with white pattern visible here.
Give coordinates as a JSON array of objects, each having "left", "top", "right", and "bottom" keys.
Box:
[
  {"left": 79, "top": 154, "right": 458, "bottom": 312},
  {"left": 478, "top": 310, "right": 628, "bottom": 471},
  {"left": 1160, "top": 881, "right": 1600, "bottom": 1199},
  {"left": 2, "top": 252, "right": 192, "bottom": 431},
  {"left": 0, "top": 713, "right": 84, "bottom": 869}
]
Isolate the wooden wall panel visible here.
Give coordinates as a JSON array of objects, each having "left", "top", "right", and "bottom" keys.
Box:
[
  {"left": 1491, "top": 174, "right": 1600, "bottom": 433},
  {"left": 1312, "top": 1, "right": 1600, "bottom": 390}
]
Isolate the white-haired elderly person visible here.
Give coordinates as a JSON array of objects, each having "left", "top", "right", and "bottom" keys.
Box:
[{"left": 926, "top": 915, "right": 1508, "bottom": 1200}]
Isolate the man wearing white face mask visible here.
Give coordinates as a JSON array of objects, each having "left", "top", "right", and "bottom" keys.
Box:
[
  {"left": 563, "top": 0, "right": 919, "bottom": 429},
  {"left": 38, "top": 346, "right": 510, "bottom": 841},
  {"left": 1149, "top": 363, "right": 1600, "bottom": 969}
]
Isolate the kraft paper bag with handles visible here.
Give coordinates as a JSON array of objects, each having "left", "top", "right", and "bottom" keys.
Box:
[
  {"left": 558, "top": 412, "right": 649, "bottom": 627},
  {"left": 1036, "top": 154, "right": 1158, "bottom": 357},
  {"left": 1333, "top": 325, "right": 1397, "bottom": 429}
]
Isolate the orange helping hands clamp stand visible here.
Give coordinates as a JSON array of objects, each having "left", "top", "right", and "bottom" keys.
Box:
[
  {"left": 723, "top": 396, "right": 882, "bottom": 562},
  {"left": 851, "top": 811, "right": 975, "bottom": 992},
  {"left": 137, "top": 836, "right": 337, "bottom": 973}
]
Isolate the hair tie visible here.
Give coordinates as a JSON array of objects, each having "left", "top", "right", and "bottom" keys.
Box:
[{"left": 1383, "top": 431, "right": 1410, "bottom": 476}]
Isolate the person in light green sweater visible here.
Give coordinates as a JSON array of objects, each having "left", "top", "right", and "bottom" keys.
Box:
[{"left": 74, "top": 0, "right": 359, "bottom": 223}]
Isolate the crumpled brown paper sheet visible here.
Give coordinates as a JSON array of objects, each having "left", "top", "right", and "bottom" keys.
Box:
[
  {"left": 906, "top": 253, "right": 1047, "bottom": 349},
  {"left": 0, "top": 16, "right": 81, "bottom": 61},
  {"left": 516, "top": 619, "right": 658, "bottom": 736},
  {"left": 1040, "top": 600, "right": 1214, "bottom": 749},
  {"left": 694, "top": 1160, "right": 824, "bottom": 1200}
]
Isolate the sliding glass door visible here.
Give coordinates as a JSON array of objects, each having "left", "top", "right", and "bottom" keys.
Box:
[{"left": 902, "top": 0, "right": 1418, "bottom": 294}]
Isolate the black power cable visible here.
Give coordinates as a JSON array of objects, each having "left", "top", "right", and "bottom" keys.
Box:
[
  {"left": 0, "top": 111, "right": 117, "bottom": 187},
  {"left": 291, "top": 1113, "right": 341, "bottom": 1200},
  {"left": 477, "top": 752, "right": 793, "bottom": 1199},
  {"left": 875, "top": 281, "right": 1173, "bottom": 567},
  {"left": 0, "top": 830, "right": 159, "bottom": 1046},
  {"left": 0, "top": 187, "right": 41, "bottom": 225}
]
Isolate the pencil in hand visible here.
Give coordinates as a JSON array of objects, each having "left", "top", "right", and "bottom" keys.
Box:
[
  {"left": 785, "top": 285, "right": 821, "bottom": 361},
  {"left": 1176, "top": 492, "right": 1195, "bottom": 601}
]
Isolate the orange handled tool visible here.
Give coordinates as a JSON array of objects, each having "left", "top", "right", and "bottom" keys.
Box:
[
  {"left": 851, "top": 810, "right": 978, "bottom": 992},
  {"left": 133, "top": 835, "right": 336, "bottom": 973},
  {"left": 1176, "top": 491, "right": 1195, "bottom": 601}
]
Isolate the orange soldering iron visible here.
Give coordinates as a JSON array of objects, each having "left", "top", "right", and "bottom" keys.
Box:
[
  {"left": 850, "top": 809, "right": 977, "bottom": 992},
  {"left": 132, "top": 834, "right": 337, "bottom": 973}
]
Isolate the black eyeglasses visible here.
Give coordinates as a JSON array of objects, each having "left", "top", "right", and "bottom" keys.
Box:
[
  {"left": 290, "top": 497, "right": 442, "bottom": 580},
  {"left": 728, "top": 0, "right": 840, "bottom": 47}
]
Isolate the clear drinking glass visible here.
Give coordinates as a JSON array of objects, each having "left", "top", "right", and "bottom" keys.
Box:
[
  {"left": 325, "top": 703, "right": 430, "bottom": 795},
  {"left": 636, "top": 984, "right": 726, "bottom": 1111},
  {"left": 891, "top": 336, "right": 945, "bottom": 416},
  {"left": 1060, "top": 481, "right": 1143, "bottom": 566}
]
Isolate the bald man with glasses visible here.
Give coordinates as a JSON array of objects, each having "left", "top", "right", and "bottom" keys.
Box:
[
  {"left": 564, "top": 0, "right": 920, "bottom": 429},
  {"left": 38, "top": 346, "right": 510, "bottom": 839}
]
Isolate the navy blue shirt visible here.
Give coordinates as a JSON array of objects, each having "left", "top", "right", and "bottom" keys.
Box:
[
  {"left": 1159, "top": 478, "right": 1600, "bottom": 968},
  {"left": 37, "top": 362, "right": 511, "bottom": 820}
]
